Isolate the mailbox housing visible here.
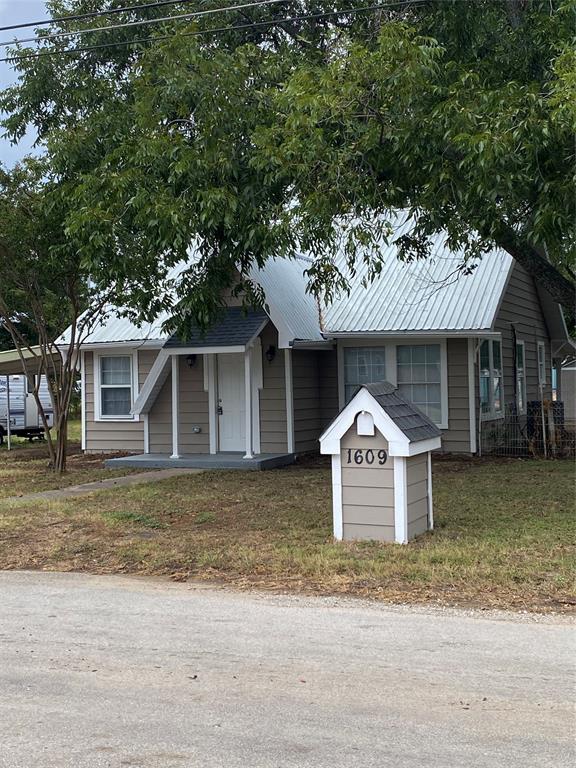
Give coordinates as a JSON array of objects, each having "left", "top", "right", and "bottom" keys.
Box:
[{"left": 319, "top": 381, "right": 442, "bottom": 544}]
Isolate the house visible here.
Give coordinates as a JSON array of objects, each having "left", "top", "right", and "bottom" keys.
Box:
[{"left": 62, "top": 219, "right": 573, "bottom": 467}]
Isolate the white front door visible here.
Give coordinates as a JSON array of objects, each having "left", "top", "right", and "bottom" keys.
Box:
[{"left": 217, "top": 353, "right": 245, "bottom": 452}]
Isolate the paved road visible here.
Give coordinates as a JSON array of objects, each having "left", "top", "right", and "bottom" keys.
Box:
[{"left": 0, "top": 572, "right": 573, "bottom": 768}]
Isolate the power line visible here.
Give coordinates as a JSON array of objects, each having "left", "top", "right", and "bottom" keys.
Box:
[
  {"left": 0, "top": 0, "right": 198, "bottom": 33},
  {"left": 0, "top": 0, "right": 290, "bottom": 48},
  {"left": 0, "top": 1, "right": 420, "bottom": 63}
]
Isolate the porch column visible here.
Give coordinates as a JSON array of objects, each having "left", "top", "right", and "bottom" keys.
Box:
[
  {"left": 170, "top": 354, "right": 180, "bottom": 459},
  {"left": 243, "top": 347, "right": 253, "bottom": 459}
]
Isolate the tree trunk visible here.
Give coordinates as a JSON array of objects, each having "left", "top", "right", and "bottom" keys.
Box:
[{"left": 54, "top": 411, "right": 68, "bottom": 474}]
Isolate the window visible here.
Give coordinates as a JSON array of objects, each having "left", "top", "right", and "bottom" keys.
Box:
[
  {"left": 516, "top": 341, "right": 526, "bottom": 414},
  {"left": 396, "top": 344, "right": 442, "bottom": 425},
  {"left": 99, "top": 355, "right": 133, "bottom": 417},
  {"left": 537, "top": 342, "right": 546, "bottom": 386},
  {"left": 344, "top": 347, "right": 386, "bottom": 403},
  {"left": 479, "top": 339, "right": 503, "bottom": 419}
]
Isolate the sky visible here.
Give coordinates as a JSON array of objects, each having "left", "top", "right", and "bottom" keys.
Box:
[{"left": 0, "top": 0, "right": 48, "bottom": 168}]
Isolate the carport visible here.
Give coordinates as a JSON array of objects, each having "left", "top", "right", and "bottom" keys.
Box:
[{"left": 0, "top": 346, "right": 59, "bottom": 449}]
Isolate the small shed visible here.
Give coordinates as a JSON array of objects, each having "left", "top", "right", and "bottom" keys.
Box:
[{"left": 319, "top": 382, "right": 442, "bottom": 544}]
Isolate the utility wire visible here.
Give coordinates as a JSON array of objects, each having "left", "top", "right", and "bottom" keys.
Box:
[
  {"left": 0, "top": 1, "right": 420, "bottom": 63},
  {"left": 0, "top": 0, "right": 199, "bottom": 32},
  {"left": 0, "top": 0, "right": 290, "bottom": 48}
]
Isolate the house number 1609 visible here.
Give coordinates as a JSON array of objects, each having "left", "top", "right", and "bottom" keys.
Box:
[{"left": 346, "top": 448, "right": 388, "bottom": 466}]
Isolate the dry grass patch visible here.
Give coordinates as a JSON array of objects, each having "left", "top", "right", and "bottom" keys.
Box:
[{"left": 0, "top": 457, "right": 574, "bottom": 612}]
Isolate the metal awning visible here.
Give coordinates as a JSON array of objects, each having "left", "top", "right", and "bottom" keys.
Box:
[{"left": 0, "top": 346, "right": 61, "bottom": 377}]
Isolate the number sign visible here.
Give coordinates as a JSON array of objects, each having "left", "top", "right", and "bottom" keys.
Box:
[{"left": 345, "top": 448, "right": 388, "bottom": 466}]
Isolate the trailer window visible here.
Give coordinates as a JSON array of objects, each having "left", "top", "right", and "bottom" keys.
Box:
[{"left": 100, "top": 356, "right": 133, "bottom": 417}]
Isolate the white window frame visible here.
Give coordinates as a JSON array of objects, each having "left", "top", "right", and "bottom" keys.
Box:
[
  {"left": 537, "top": 341, "right": 546, "bottom": 387},
  {"left": 515, "top": 341, "right": 526, "bottom": 415},
  {"left": 93, "top": 350, "right": 139, "bottom": 422},
  {"left": 337, "top": 338, "right": 448, "bottom": 429},
  {"left": 479, "top": 337, "right": 504, "bottom": 421}
]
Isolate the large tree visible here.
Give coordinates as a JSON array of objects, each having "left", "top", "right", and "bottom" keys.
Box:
[
  {"left": 0, "top": 160, "right": 110, "bottom": 472},
  {"left": 1, "top": 1, "right": 574, "bottom": 332}
]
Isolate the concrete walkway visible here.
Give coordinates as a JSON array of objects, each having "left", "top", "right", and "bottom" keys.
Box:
[{"left": 4, "top": 468, "right": 202, "bottom": 503}]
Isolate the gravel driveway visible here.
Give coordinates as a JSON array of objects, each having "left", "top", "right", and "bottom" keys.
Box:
[{"left": 0, "top": 571, "right": 573, "bottom": 767}]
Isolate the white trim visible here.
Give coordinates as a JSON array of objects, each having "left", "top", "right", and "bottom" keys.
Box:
[
  {"left": 169, "top": 344, "right": 246, "bottom": 356},
  {"left": 80, "top": 339, "right": 164, "bottom": 350},
  {"left": 467, "top": 338, "right": 477, "bottom": 454},
  {"left": 393, "top": 456, "right": 408, "bottom": 544},
  {"left": 406, "top": 436, "right": 442, "bottom": 456},
  {"left": 327, "top": 330, "right": 501, "bottom": 339},
  {"left": 251, "top": 339, "right": 262, "bottom": 455},
  {"left": 206, "top": 355, "right": 218, "bottom": 454},
  {"left": 243, "top": 348, "right": 253, "bottom": 459},
  {"left": 130, "top": 349, "right": 170, "bottom": 416},
  {"left": 143, "top": 413, "right": 150, "bottom": 454},
  {"left": 284, "top": 348, "right": 295, "bottom": 453},
  {"left": 516, "top": 340, "right": 527, "bottom": 414},
  {"left": 331, "top": 454, "right": 343, "bottom": 540},
  {"left": 93, "top": 349, "right": 139, "bottom": 422},
  {"left": 537, "top": 341, "right": 547, "bottom": 386},
  {"left": 427, "top": 452, "right": 434, "bottom": 530},
  {"left": 80, "top": 350, "right": 86, "bottom": 451},
  {"left": 170, "top": 355, "right": 180, "bottom": 458}
]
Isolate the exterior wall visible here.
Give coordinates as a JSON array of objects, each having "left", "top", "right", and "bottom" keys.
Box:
[
  {"left": 259, "top": 325, "right": 288, "bottom": 453},
  {"left": 340, "top": 427, "right": 395, "bottom": 543},
  {"left": 442, "top": 338, "right": 471, "bottom": 454},
  {"left": 494, "top": 262, "right": 552, "bottom": 407},
  {"left": 319, "top": 347, "right": 339, "bottom": 429},
  {"left": 292, "top": 350, "right": 322, "bottom": 453},
  {"left": 560, "top": 368, "right": 576, "bottom": 420},
  {"left": 406, "top": 453, "right": 429, "bottom": 539},
  {"left": 84, "top": 349, "right": 156, "bottom": 453}
]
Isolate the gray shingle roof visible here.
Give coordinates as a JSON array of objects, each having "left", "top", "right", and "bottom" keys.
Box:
[
  {"left": 362, "top": 381, "right": 442, "bottom": 442},
  {"left": 164, "top": 307, "right": 268, "bottom": 348}
]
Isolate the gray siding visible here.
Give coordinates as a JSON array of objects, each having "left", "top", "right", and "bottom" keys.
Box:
[
  {"left": 319, "top": 347, "right": 339, "bottom": 429},
  {"left": 84, "top": 349, "right": 155, "bottom": 453},
  {"left": 494, "top": 262, "right": 552, "bottom": 408},
  {"left": 443, "top": 338, "right": 471, "bottom": 454},
  {"left": 292, "top": 350, "right": 322, "bottom": 453},
  {"left": 340, "top": 428, "right": 395, "bottom": 542},
  {"left": 406, "top": 453, "right": 429, "bottom": 539},
  {"left": 259, "top": 325, "right": 288, "bottom": 453}
]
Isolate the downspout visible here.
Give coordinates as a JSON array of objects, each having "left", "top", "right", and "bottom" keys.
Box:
[{"left": 476, "top": 342, "right": 482, "bottom": 457}]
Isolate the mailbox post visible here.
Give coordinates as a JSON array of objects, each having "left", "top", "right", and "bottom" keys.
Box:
[{"left": 319, "top": 382, "right": 441, "bottom": 544}]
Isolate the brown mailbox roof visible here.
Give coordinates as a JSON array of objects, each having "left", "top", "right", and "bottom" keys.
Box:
[{"left": 361, "top": 381, "right": 442, "bottom": 443}]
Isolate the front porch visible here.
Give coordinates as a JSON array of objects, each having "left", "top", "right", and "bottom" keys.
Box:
[{"left": 104, "top": 451, "right": 295, "bottom": 471}]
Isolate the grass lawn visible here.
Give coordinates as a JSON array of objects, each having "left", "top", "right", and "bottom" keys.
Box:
[
  {"left": 0, "top": 455, "right": 573, "bottom": 612},
  {"left": 0, "top": 421, "right": 136, "bottom": 498}
]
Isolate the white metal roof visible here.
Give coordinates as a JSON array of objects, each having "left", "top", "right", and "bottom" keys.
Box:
[
  {"left": 62, "top": 217, "right": 520, "bottom": 347},
  {"left": 322, "top": 216, "right": 513, "bottom": 334}
]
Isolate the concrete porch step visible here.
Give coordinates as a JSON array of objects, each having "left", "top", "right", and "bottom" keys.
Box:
[{"left": 104, "top": 452, "right": 296, "bottom": 471}]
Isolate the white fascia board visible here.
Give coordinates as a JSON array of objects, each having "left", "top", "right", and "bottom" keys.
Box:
[
  {"left": 168, "top": 345, "right": 246, "bottom": 355},
  {"left": 131, "top": 349, "right": 170, "bottom": 415},
  {"left": 319, "top": 389, "right": 409, "bottom": 455},
  {"left": 80, "top": 339, "right": 165, "bottom": 350},
  {"left": 406, "top": 437, "right": 442, "bottom": 456},
  {"left": 323, "top": 330, "right": 500, "bottom": 339}
]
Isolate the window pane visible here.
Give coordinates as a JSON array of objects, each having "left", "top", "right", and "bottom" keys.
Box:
[
  {"left": 492, "top": 341, "right": 501, "bottom": 371},
  {"left": 101, "top": 387, "right": 131, "bottom": 416},
  {"left": 395, "top": 345, "right": 443, "bottom": 424},
  {"left": 396, "top": 346, "right": 411, "bottom": 364},
  {"left": 344, "top": 347, "right": 386, "bottom": 402},
  {"left": 516, "top": 343, "right": 524, "bottom": 369},
  {"left": 480, "top": 340, "right": 490, "bottom": 369},
  {"left": 101, "top": 356, "right": 131, "bottom": 386},
  {"left": 426, "top": 403, "right": 442, "bottom": 424},
  {"left": 411, "top": 346, "right": 426, "bottom": 363},
  {"left": 425, "top": 345, "right": 440, "bottom": 364},
  {"left": 397, "top": 364, "right": 411, "bottom": 384}
]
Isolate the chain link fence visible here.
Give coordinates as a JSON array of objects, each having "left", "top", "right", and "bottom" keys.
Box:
[{"left": 479, "top": 401, "right": 576, "bottom": 458}]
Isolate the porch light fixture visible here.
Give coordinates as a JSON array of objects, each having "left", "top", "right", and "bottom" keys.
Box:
[
  {"left": 186, "top": 354, "right": 197, "bottom": 368},
  {"left": 265, "top": 345, "right": 276, "bottom": 363}
]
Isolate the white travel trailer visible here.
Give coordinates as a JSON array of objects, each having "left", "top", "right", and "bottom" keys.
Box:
[{"left": 0, "top": 374, "right": 54, "bottom": 444}]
